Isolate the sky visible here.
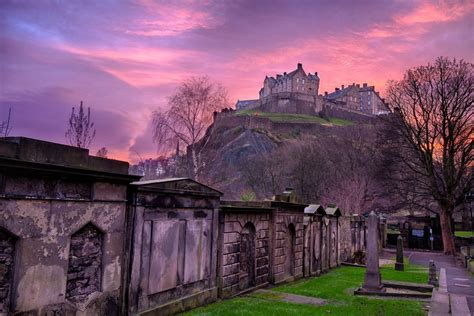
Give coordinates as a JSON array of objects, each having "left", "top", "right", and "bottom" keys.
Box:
[{"left": 1, "top": 0, "right": 473, "bottom": 162}]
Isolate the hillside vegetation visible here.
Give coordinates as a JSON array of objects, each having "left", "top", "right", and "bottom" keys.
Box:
[
  {"left": 236, "top": 109, "right": 352, "bottom": 126},
  {"left": 192, "top": 113, "right": 397, "bottom": 215}
]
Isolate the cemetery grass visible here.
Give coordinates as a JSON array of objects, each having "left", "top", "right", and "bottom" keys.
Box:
[{"left": 184, "top": 263, "right": 427, "bottom": 316}]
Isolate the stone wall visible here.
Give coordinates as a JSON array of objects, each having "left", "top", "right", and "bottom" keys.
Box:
[
  {"left": 322, "top": 102, "right": 376, "bottom": 123},
  {"left": 126, "top": 179, "right": 221, "bottom": 315},
  {"left": 66, "top": 223, "right": 103, "bottom": 304},
  {"left": 0, "top": 228, "right": 16, "bottom": 314},
  {"left": 271, "top": 206, "right": 305, "bottom": 284},
  {"left": 219, "top": 202, "right": 272, "bottom": 298},
  {"left": 0, "top": 137, "right": 138, "bottom": 315},
  {"left": 0, "top": 137, "right": 372, "bottom": 315}
]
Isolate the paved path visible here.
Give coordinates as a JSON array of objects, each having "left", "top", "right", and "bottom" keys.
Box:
[{"left": 385, "top": 249, "right": 474, "bottom": 315}]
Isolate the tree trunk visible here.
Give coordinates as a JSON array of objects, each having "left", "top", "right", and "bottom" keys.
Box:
[{"left": 439, "top": 208, "right": 456, "bottom": 255}]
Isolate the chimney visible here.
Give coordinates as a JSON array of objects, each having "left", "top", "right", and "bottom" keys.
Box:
[
  {"left": 315, "top": 72, "right": 318, "bottom": 76},
  {"left": 335, "top": 88, "right": 340, "bottom": 91},
  {"left": 356, "top": 84, "right": 360, "bottom": 88},
  {"left": 363, "top": 83, "right": 368, "bottom": 88},
  {"left": 284, "top": 72, "right": 287, "bottom": 75},
  {"left": 324, "top": 91, "right": 328, "bottom": 96},
  {"left": 341, "top": 85, "right": 345, "bottom": 89},
  {"left": 297, "top": 63, "right": 302, "bottom": 69}
]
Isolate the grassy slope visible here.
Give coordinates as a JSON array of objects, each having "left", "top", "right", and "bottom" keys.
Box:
[
  {"left": 455, "top": 230, "right": 474, "bottom": 238},
  {"left": 184, "top": 263, "right": 427, "bottom": 316},
  {"left": 236, "top": 110, "right": 352, "bottom": 126}
]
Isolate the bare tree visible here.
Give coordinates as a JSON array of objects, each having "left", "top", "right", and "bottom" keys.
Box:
[
  {"left": 95, "top": 147, "right": 108, "bottom": 158},
  {"left": 386, "top": 57, "right": 473, "bottom": 255},
  {"left": 152, "top": 77, "right": 229, "bottom": 180},
  {"left": 0, "top": 107, "right": 13, "bottom": 137},
  {"left": 65, "top": 101, "right": 96, "bottom": 148}
]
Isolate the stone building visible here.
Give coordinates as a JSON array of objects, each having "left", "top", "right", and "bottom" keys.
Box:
[
  {"left": 235, "top": 63, "right": 323, "bottom": 115},
  {"left": 259, "top": 63, "right": 320, "bottom": 98},
  {"left": 324, "top": 83, "right": 389, "bottom": 115},
  {"left": 0, "top": 137, "right": 139, "bottom": 315}
]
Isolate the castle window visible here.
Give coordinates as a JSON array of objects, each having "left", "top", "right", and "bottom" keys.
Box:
[{"left": 302, "top": 79, "right": 305, "bottom": 84}]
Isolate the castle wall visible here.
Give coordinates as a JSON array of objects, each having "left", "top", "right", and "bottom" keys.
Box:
[{"left": 322, "top": 103, "right": 375, "bottom": 123}]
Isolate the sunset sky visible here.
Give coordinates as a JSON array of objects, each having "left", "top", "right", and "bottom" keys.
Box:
[{"left": 1, "top": 0, "right": 473, "bottom": 162}]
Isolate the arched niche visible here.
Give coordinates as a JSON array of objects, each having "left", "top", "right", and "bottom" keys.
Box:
[
  {"left": 66, "top": 223, "right": 104, "bottom": 304},
  {"left": 285, "top": 223, "right": 296, "bottom": 276},
  {"left": 239, "top": 222, "right": 256, "bottom": 289},
  {"left": 0, "top": 227, "right": 17, "bottom": 314}
]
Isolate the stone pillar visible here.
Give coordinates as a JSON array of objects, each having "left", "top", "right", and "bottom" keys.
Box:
[
  {"left": 395, "top": 235, "right": 404, "bottom": 271},
  {"left": 428, "top": 260, "right": 438, "bottom": 287},
  {"left": 362, "top": 211, "right": 384, "bottom": 292}
]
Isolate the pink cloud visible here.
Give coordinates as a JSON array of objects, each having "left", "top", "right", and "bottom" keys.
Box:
[
  {"left": 396, "top": 1, "right": 473, "bottom": 25},
  {"left": 126, "top": 0, "right": 225, "bottom": 37}
]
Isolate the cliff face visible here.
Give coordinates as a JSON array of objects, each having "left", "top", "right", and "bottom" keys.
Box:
[
  {"left": 197, "top": 124, "right": 279, "bottom": 198},
  {"left": 196, "top": 114, "right": 377, "bottom": 201}
]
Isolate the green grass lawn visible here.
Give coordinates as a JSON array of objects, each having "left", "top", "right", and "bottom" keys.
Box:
[
  {"left": 184, "top": 262, "right": 427, "bottom": 316},
  {"left": 236, "top": 110, "right": 352, "bottom": 126},
  {"left": 455, "top": 230, "right": 474, "bottom": 238}
]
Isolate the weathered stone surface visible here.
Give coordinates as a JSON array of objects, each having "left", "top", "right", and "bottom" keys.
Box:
[
  {"left": 184, "top": 220, "right": 210, "bottom": 283},
  {"left": 362, "top": 211, "right": 384, "bottom": 292},
  {"left": 148, "top": 221, "right": 180, "bottom": 294},
  {"left": 66, "top": 223, "right": 103, "bottom": 304},
  {"left": 0, "top": 228, "right": 15, "bottom": 314},
  {"left": 428, "top": 260, "right": 438, "bottom": 287},
  {"left": 395, "top": 235, "right": 404, "bottom": 271}
]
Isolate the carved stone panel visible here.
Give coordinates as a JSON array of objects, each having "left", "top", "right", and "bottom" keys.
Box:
[
  {"left": 148, "top": 220, "right": 181, "bottom": 294},
  {"left": 184, "top": 220, "right": 210, "bottom": 284}
]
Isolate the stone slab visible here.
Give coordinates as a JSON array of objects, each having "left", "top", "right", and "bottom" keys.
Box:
[
  {"left": 256, "top": 289, "right": 326, "bottom": 306},
  {"left": 428, "top": 289, "right": 450, "bottom": 316},
  {"left": 450, "top": 294, "right": 470, "bottom": 316}
]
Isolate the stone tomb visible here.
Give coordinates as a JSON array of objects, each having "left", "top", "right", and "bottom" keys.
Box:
[
  {"left": 219, "top": 201, "right": 272, "bottom": 298},
  {"left": 0, "top": 137, "right": 138, "bottom": 315},
  {"left": 303, "top": 204, "right": 325, "bottom": 276},
  {"left": 350, "top": 215, "right": 367, "bottom": 254},
  {"left": 270, "top": 200, "right": 306, "bottom": 284},
  {"left": 325, "top": 205, "right": 342, "bottom": 269},
  {"left": 126, "top": 178, "right": 221, "bottom": 315}
]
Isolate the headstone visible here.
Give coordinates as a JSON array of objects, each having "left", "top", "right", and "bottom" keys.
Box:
[
  {"left": 362, "top": 211, "right": 384, "bottom": 292},
  {"left": 395, "top": 235, "right": 404, "bottom": 271},
  {"left": 428, "top": 260, "right": 438, "bottom": 286}
]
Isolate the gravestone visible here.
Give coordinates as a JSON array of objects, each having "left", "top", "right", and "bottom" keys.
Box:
[
  {"left": 395, "top": 235, "right": 404, "bottom": 271},
  {"left": 428, "top": 260, "right": 438, "bottom": 286},
  {"left": 362, "top": 211, "right": 384, "bottom": 292}
]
